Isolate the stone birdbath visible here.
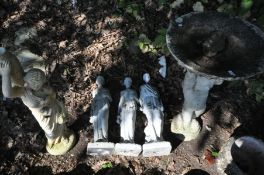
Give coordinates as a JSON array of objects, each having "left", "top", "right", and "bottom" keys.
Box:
[{"left": 166, "top": 12, "right": 264, "bottom": 141}]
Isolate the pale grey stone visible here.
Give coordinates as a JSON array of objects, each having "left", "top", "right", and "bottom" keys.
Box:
[
  {"left": 171, "top": 71, "right": 223, "bottom": 141},
  {"left": 90, "top": 76, "right": 112, "bottom": 142},
  {"left": 140, "top": 73, "right": 164, "bottom": 143},
  {"left": 114, "top": 143, "right": 142, "bottom": 156},
  {"left": 117, "top": 77, "right": 138, "bottom": 143},
  {"left": 87, "top": 142, "right": 115, "bottom": 156},
  {"left": 143, "top": 141, "right": 171, "bottom": 157}
]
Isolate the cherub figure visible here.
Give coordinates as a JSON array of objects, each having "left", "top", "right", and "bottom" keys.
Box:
[
  {"left": 90, "top": 76, "right": 112, "bottom": 142},
  {"left": 117, "top": 77, "right": 138, "bottom": 143},
  {"left": 0, "top": 59, "right": 75, "bottom": 155},
  {"left": 139, "top": 73, "right": 164, "bottom": 142}
]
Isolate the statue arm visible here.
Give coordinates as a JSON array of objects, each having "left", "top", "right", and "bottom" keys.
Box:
[
  {"left": 118, "top": 93, "right": 124, "bottom": 115},
  {"left": 1, "top": 61, "right": 24, "bottom": 98}
]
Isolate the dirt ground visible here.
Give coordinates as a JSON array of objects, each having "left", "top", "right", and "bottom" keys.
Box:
[{"left": 1, "top": 0, "right": 264, "bottom": 174}]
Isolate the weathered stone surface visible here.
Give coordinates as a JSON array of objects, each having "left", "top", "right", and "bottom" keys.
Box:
[
  {"left": 114, "top": 143, "right": 142, "bottom": 156},
  {"left": 143, "top": 141, "right": 171, "bottom": 157},
  {"left": 87, "top": 142, "right": 115, "bottom": 156}
]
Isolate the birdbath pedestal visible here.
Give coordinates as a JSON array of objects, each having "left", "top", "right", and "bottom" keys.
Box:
[{"left": 166, "top": 12, "right": 264, "bottom": 141}]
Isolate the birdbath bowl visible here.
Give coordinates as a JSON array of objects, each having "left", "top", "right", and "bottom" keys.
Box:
[{"left": 166, "top": 12, "right": 264, "bottom": 141}]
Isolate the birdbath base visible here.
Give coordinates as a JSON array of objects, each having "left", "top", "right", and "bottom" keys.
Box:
[
  {"left": 170, "top": 71, "right": 222, "bottom": 141},
  {"left": 171, "top": 114, "right": 201, "bottom": 141}
]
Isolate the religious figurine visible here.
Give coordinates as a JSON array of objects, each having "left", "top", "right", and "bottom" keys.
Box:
[
  {"left": 139, "top": 73, "right": 164, "bottom": 142},
  {"left": 114, "top": 77, "right": 142, "bottom": 156},
  {"left": 139, "top": 73, "right": 171, "bottom": 157},
  {"left": 87, "top": 76, "right": 114, "bottom": 155},
  {"left": 117, "top": 77, "right": 138, "bottom": 142},
  {"left": 0, "top": 59, "right": 75, "bottom": 155},
  {"left": 89, "top": 76, "right": 112, "bottom": 142}
]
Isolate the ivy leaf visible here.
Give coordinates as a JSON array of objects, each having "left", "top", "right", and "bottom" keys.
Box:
[
  {"left": 101, "top": 162, "right": 113, "bottom": 169},
  {"left": 211, "top": 151, "right": 219, "bottom": 157}
]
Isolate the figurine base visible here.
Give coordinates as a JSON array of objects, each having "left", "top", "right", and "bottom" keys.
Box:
[
  {"left": 114, "top": 143, "right": 142, "bottom": 156},
  {"left": 143, "top": 141, "right": 171, "bottom": 157},
  {"left": 87, "top": 142, "right": 115, "bottom": 156},
  {"left": 171, "top": 114, "right": 201, "bottom": 141},
  {"left": 46, "top": 131, "right": 76, "bottom": 155}
]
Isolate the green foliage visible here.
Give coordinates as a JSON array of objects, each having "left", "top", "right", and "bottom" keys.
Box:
[
  {"left": 248, "top": 79, "right": 264, "bottom": 103},
  {"left": 125, "top": 3, "right": 142, "bottom": 20},
  {"left": 152, "top": 28, "right": 170, "bottom": 56},
  {"left": 211, "top": 151, "right": 219, "bottom": 157},
  {"left": 136, "top": 28, "right": 170, "bottom": 56},
  {"left": 137, "top": 34, "right": 157, "bottom": 54},
  {"left": 116, "top": 0, "right": 143, "bottom": 20},
  {"left": 217, "top": 0, "right": 253, "bottom": 18},
  {"left": 117, "top": 0, "right": 128, "bottom": 9},
  {"left": 101, "top": 162, "right": 113, "bottom": 169}
]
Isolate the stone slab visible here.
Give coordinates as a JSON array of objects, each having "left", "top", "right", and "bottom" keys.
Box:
[
  {"left": 87, "top": 142, "right": 115, "bottom": 156},
  {"left": 114, "top": 143, "right": 142, "bottom": 156},
  {"left": 143, "top": 141, "right": 172, "bottom": 157}
]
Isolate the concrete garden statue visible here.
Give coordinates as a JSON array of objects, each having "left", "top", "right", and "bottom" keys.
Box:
[
  {"left": 139, "top": 73, "right": 171, "bottom": 157},
  {"left": 114, "top": 77, "right": 141, "bottom": 156},
  {"left": 0, "top": 50, "right": 75, "bottom": 155},
  {"left": 167, "top": 12, "right": 264, "bottom": 141},
  {"left": 87, "top": 76, "right": 115, "bottom": 156}
]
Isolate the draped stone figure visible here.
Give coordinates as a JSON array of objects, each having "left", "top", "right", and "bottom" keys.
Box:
[
  {"left": 117, "top": 77, "right": 138, "bottom": 143},
  {"left": 139, "top": 73, "right": 164, "bottom": 142},
  {"left": 90, "top": 76, "right": 112, "bottom": 142},
  {"left": 139, "top": 73, "right": 171, "bottom": 157},
  {"left": 0, "top": 51, "right": 75, "bottom": 155}
]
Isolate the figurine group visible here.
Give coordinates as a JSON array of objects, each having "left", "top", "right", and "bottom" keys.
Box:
[
  {"left": 87, "top": 74, "right": 171, "bottom": 157},
  {"left": 0, "top": 47, "right": 171, "bottom": 156}
]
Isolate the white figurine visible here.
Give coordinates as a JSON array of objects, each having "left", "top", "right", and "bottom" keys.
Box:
[
  {"left": 139, "top": 73, "right": 171, "bottom": 157},
  {"left": 139, "top": 73, "right": 164, "bottom": 142},
  {"left": 90, "top": 76, "right": 112, "bottom": 142},
  {"left": 117, "top": 77, "right": 138, "bottom": 143}
]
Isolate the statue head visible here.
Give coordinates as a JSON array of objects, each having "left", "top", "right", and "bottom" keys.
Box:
[
  {"left": 124, "top": 77, "right": 132, "bottom": 89},
  {"left": 96, "top": 76, "right": 105, "bottom": 88},
  {"left": 143, "top": 73, "right": 150, "bottom": 83},
  {"left": 24, "top": 68, "right": 47, "bottom": 91}
]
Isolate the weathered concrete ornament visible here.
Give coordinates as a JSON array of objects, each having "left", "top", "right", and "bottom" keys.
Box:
[
  {"left": 87, "top": 76, "right": 114, "bottom": 156},
  {"left": 216, "top": 136, "right": 264, "bottom": 175},
  {"left": 0, "top": 56, "right": 75, "bottom": 155},
  {"left": 114, "top": 77, "right": 142, "bottom": 156},
  {"left": 139, "top": 73, "right": 171, "bottom": 157},
  {"left": 167, "top": 12, "right": 264, "bottom": 141}
]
